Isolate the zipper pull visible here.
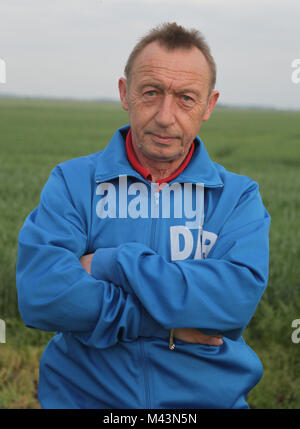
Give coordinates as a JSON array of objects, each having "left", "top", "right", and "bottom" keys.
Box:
[{"left": 169, "top": 329, "right": 175, "bottom": 350}]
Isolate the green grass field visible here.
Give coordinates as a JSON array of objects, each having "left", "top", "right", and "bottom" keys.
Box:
[{"left": 0, "top": 97, "right": 299, "bottom": 409}]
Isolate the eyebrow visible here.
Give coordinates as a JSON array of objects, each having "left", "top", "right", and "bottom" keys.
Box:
[
  {"left": 139, "top": 82, "right": 200, "bottom": 97},
  {"left": 175, "top": 88, "right": 200, "bottom": 97},
  {"left": 139, "top": 82, "right": 164, "bottom": 91}
]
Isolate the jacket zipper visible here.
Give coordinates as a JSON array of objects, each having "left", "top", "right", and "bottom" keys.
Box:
[
  {"left": 169, "top": 328, "right": 175, "bottom": 350},
  {"left": 140, "top": 340, "right": 151, "bottom": 408},
  {"left": 140, "top": 181, "right": 161, "bottom": 409},
  {"left": 151, "top": 183, "right": 176, "bottom": 351}
]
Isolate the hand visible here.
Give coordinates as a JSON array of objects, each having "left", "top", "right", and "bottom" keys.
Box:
[
  {"left": 79, "top": 253, "right": 95, "bottom": 275},
  {"left": 173, "top": 328, "right": 223, "bottom": 346}
]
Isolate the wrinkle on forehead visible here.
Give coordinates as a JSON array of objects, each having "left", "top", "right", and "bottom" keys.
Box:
[
  {"left": 130, "top": 43, "right": 211, "bottom": 92},
  {"left": 132, "top": 65, "right": 210, "bottom": 96},
  {"left": 134, "top": 64, "right": 206, "bottom": 81}
]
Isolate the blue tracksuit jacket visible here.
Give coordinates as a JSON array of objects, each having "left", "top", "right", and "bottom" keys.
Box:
[{"left": 16, "top": 125, "right": 270, "bottom": 409}]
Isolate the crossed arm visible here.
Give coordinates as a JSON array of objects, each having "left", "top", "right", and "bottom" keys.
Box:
[
  {"left": 16, "top": 166, "right": 270, "bottom": 350},
  {"left": 79, "top": 181, "right": 270, "bottom": 346},
  {"left": 79, "top": 253, "right": 223, "bottom": 346}
]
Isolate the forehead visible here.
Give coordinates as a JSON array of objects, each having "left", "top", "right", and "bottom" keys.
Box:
[{"left": 131, "top": 41, "right": 211, "bottom": 90}]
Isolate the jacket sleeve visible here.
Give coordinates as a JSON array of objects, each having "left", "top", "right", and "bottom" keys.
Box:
[
  {"left": 91, "top": 183, "right": 271, "bottom": 340},
  {"left": 16, "top": 166, "right": 168, "bottom": 348}
]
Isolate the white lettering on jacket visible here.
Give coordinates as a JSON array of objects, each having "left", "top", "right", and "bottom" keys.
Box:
[{"left": 170, "top": 227, "right": 218, "bottom": 261}]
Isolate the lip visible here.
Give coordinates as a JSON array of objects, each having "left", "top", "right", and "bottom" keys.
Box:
[{"left": 149, "top": 133, "right": 178, "bottom": 144}]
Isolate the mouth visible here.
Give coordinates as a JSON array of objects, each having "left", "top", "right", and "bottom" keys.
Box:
[{"left": 147, "top": 132, "right": 180, "bottom": 144}]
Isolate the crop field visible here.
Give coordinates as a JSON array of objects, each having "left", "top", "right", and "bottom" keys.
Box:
[{"left": 0, "top": 97, "right": 299, "bottom": 409}]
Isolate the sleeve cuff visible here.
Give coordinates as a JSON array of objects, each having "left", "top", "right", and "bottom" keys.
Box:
[{"left": 91, "top": 247, "right": 119, "bottom": 283}]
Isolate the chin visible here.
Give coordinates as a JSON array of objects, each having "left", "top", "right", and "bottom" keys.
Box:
[{"left": 146, "top": 150, "right": 181, "bottom": 163}]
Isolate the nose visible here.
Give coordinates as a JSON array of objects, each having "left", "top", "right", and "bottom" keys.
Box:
[{"left": 155, "top": 94, "right": 176, "bottom": 128}]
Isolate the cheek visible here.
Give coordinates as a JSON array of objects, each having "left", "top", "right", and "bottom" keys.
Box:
[
  {"left": 129, "top": 101, "right": 156, "bottom": 128},
  {"left": 177, "top": 112, "right": 202, "bottom": 136}
]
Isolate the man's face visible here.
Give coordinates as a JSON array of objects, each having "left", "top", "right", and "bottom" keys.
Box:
[{"left": 119, "top": 41, "right": 219, "bottom": 165}]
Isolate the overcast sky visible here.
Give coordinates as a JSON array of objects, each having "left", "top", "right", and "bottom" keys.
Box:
[{"left": 1, "top": 0, "right": 300, "bottom": 109}]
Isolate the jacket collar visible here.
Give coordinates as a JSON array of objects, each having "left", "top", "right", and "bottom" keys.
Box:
[{"left": 95, "top": 125, "right": 223, "bottom": 188}]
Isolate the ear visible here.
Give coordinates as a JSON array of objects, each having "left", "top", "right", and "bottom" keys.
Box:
[
  {"left": 202, "top": 90, "right": 220, "bottom": 122},
  {"left": 118, "top": 77, "right": 129, "bottom": 111}
]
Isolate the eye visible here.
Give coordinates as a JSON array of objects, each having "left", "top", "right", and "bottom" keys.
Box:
[
  {"left": 144, "top": 90, "right": 157, "bottom": 97},
  {"left": 142, "top": 89, "right": 159, "bottom": 102},
  {"left": 182, "top": 95, "right": 193, "bottom": 102},
  {"left": 179, "top": 94, "right": 196, "bottom": 108}
]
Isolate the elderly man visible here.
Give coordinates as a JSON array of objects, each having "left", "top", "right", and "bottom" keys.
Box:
[{"left": 16, "top": 23, "right": 270, "bottom": 409}]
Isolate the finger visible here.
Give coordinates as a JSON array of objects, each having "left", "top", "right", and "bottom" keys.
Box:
[
  {"left": 208, "top": 337, "right": 223, "bottom": 346},
  {"left": 198, "top": 335, "right": 223, "bottom": 346}
]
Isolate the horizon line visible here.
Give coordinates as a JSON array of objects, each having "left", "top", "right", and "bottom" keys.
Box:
[{"left": 0, "top": 93, "right": 299, "bottom": 112}]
